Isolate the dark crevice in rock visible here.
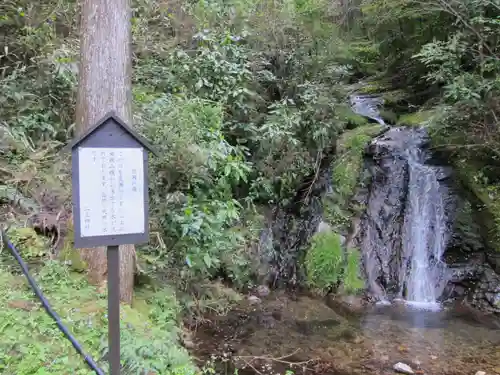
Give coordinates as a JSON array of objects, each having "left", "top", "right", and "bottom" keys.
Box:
[{"left": 262, "top": 144, "right": 337, "bottom": 290}]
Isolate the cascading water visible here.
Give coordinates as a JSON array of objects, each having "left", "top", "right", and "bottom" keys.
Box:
[
  {"left": 350, "top": 94, "right": 452, "bottom": 309},
  {"left": 400, "top": 146, "right": 449, "bottom": 309},
  {"left": 350, "top": 94, "right": 386, "bottom": 125}
]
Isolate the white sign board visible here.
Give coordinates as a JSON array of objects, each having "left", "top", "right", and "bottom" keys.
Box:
[{"left": 78, "top": 147, "right": 145, "bottom": 237}]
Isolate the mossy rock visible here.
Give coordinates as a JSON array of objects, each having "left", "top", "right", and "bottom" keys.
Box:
[
  {"left": 346, "top": 112, "right": 369, "bottom": 127},
  {"left": 57, "top": 221, "right": 87, "bottom": 272},
  {"left": 337, "top": 105, "right": 369, "bottom": 128},
  {"left": 397, "top": 110, "right": 435, "bottom": 127},
  {"left": 305, "top": 232, "right": 364, "bottom": 294},
  {"left": 379, "top": 109, "right": 397, "bottom": 124},
  {"left": 357, "top": 81, "right": 389, "bottom": 95},
  {"left": 58, "top": 245, "right": 87, "bottom": 272},
  {"left": 305, "top": 232, "right": 344, "bottom": 292},
  {"left": 337, "top": 124, "right": 385, "bottom": 153},
  {"left": 453, "top": 160, "right": 500, "bottom": 253},
  {"left": 326, "top": 124, "right": 384, "bottom": 230},
  {"left": 6, "top": 227, "right": 48, "bottom": 260},
  {"left": 323, "top": 196, "right": 352, "bottom": 231},
  {"left": 381, "top": 90, "right": 408, "bottom": 110}
]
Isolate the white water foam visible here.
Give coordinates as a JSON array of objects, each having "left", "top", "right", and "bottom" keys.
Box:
[
  {"left": 405, "top": 300, "right": 443, "bottom": 312},
  {"left": 401, "top": 146, "right": 448, "bottom": 307}
]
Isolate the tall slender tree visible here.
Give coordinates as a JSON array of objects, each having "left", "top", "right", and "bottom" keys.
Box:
[{"left": 75, "top": 0, "right": 135, "bottom": 304}]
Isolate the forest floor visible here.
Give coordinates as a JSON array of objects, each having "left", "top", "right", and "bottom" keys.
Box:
[{"left": 0, "top": 259, "right": 195, "bottom": 375}]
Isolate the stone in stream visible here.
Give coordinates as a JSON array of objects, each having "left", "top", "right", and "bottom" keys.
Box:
[
  {"left": 256, "top": 285, "right": 270, "bottom": 297},
  {"left": 393, "top": 362, "right": 414, "bottom": 374},
  {"left": 247, "top": 295, "right": 261, "bottom": 305}
]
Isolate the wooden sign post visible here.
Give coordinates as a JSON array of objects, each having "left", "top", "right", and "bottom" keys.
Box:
[{"left": 70, "top": 112, "right": 156, "bottom": 375}]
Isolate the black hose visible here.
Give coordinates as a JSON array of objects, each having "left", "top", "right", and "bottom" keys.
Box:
[{"left": 1, "top": 230, "right": 105, "bottom": 375}]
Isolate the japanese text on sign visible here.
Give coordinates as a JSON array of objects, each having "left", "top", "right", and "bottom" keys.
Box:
[{"left": 78, "top": 147, "right": 145, "bottom": 237}]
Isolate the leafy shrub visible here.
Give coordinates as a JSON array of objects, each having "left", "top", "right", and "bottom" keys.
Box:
[
  {"left": 134, "top": 91, "right": 256, "bottom": 288},
  {"left": 305, "top": 232, "right": 364, "bottom": 294},
  {"left": 343, "top": 249, "right": 364, "bottom": 294},
  {"left": 0, "top": 1, "right": 78, "bottom": 146},
  {"left": 305, "top": 232, "right": 344, "bottom": 291}
]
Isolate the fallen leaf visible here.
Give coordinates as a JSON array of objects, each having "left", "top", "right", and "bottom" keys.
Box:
[{"left": 8, "top": 300, "right": 38, "bottom": 311}]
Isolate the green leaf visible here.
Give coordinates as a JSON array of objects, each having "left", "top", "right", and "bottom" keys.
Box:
[{"left": 203, "top": 253, "right": 212, "bottom": 268}]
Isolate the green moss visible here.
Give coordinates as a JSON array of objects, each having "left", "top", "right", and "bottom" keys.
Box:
[
  {"left": 347, "top": 112, "right": 369, "bottom": 127},
  {"left": 305, "top": 232, "right": 344, "bottom": 292},
  {"left": 357, "top": 81, "right": 388, "bottom": 94},
  {"left": 453, "top": 160, "right": 500, "bottom": 252},
  {"left": 343, "top": 249, "right": 364, "bottom": 294},
  {"left": 381, "top": 90, "right": 408, "bottom": 108},
  {"left": 305, "top": 233, "right": 364, "bottom": 294},
  {"left": 6, "top": 227, "right": 48, "bottom": 260},
  {"left": 131, "top": 295, "right": 151, "bottom": 316},
  {"left": 57, "top": 221, "right": 87, "bottom": 272},
  {"left": 0, "top": 261, "right": 195, "bottom": 375},
  {"left": 379, "top": 109, "right": 397, "bottom": 124},
  {"left": 337, "top": 105, "right": 369, "bottom": 127},
  {"left": 334, "top": 124, "right": 385, "bottom": 193},
  {"left": 338, "top": 124, "right": 385, "bottom": 152},
  {"left": 324, "top": 124, "right": 384, "bottom": 230},
  {"left": 397, "top": 110, "right": 435, "bottom": 127}
]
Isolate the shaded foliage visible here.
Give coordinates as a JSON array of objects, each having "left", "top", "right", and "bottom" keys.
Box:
[
  {"left": 0, "top": 0, "right": 367, "bottom": 294},
  {"left": 344, "top": 0, "right": 500, "bottom": 247}
]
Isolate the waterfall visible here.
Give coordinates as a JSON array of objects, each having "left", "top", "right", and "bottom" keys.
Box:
[
  {"left": 400, "top": 146, "right": 449, "bottom": 309},
  {"left": 350, "top": 94, "right": 452, "bottom": 309}
]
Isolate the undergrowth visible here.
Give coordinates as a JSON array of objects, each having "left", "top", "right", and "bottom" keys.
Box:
[
  {"left": 305, "top": 232, "right": 363, "bottom": 294},
  {"left": 0, "top": 260, "right": 196, "bottom": 375}
]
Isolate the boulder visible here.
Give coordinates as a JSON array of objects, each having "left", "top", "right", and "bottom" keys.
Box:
[{"left": 393, "top": 362, "right": 414, "bottom": 374}]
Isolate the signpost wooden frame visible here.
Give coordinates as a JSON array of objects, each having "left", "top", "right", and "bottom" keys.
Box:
[{"left": 70, "top": 111, "right": 156, "bottom": 375}]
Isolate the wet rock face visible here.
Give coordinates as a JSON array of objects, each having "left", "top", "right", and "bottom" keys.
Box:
[
  {"left": 349, "top": 94, "right": 385, "bottom": 124},
  {"left": 445, "top": 264, "right": 500, "bottom": 314},
  {"left": 256, "top": 153, "right": 335, "bottom": 288},
  {"left": 350, "top": 125, "right": 500, "bottom": 312},
  {"left": 446, "top": 201, "right": 485, "bottom": 256},
  {"left": 472, "top": 266, "right": 500, "bottom": 313},
  {"left": 354, "top": 127, "right": 456, "bottom": 301},
  {"left": 487, "top": 252, "right": 500, "bottom": 274},
  {"left": 441, "top": 211, "right": 500, "bottom": 313},
  {"left": 356, "top": 129, "right": 411, "bottom": 297}
]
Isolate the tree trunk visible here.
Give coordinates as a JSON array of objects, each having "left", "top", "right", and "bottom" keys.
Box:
[{"left": 75, "top": 0, "right": 135, "bottom": 304}]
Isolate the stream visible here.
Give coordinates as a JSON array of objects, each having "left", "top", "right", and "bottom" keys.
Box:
[
  {"left": 191, "top": 93, "right": 500, "bottom": 375},
  {"left": 192, "top": 292, "right": 500, "bottom": 375}
]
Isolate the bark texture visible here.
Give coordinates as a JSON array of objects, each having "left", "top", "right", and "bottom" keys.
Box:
[{"left": 76, "top": 0, "right": 135, "bottom": 304}]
